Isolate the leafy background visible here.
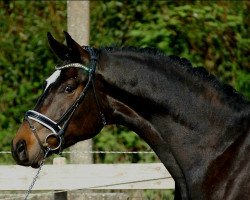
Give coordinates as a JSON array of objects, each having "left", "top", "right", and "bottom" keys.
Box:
[{"left": 0, "top": 1, "right": 249, "bottom": 199}]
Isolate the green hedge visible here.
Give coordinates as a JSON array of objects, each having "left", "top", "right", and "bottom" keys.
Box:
[{"left": 0, "top": 1, "right": 67, "bottom": 159}]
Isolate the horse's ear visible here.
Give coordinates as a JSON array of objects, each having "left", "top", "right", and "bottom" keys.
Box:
[
  {"left": 47, "top": 32, "right": 70, "bottom": 61},
  {"left": 63, "top": 31, "right": 90, "bottom": 64}
]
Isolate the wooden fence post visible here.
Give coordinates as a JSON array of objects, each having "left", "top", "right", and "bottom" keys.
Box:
[
  {"left": 67, "top": 0, "right": 93, "bottom": 165},
  {"left": 67, "top": 2, "right": 92, "bottom": 199},
  {"left": 53, "top": 157, "right": 67, "bottom": 200}
]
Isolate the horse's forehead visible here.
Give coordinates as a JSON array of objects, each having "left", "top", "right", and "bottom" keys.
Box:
[{"left": 45, "top": 70, "right": 61, "bottom": 91}]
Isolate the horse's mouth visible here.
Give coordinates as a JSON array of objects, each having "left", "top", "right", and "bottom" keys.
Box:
[
  {"left": 30, "top": 155, "right": 45, "bottom": 168},
  {"left": 31, "top": 161, "right": 41, "bottom": 169},
  {"left": 29, "top": 149, "right": 46, "bottom": 169}
]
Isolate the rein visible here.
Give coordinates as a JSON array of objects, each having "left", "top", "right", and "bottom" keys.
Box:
[{"left": 25, "top": 47, "right": 106, "bottom": 155}]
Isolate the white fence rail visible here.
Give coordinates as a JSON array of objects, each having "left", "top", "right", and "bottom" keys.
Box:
[{"left": 0, "top": 163, "right": 174, "bottom": 191}]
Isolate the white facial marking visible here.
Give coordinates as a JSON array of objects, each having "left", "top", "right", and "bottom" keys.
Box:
[{"left": 44, "top": 70, "right": 61, "bottom": 92}]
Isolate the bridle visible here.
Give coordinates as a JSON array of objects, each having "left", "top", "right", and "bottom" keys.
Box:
[{"left": 25, "top": 47, "right": 106, "bottom": 155}]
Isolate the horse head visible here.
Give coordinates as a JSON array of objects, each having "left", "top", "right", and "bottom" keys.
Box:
[{"left": 12, "top": 32, "right": 107, "bottom": 168}]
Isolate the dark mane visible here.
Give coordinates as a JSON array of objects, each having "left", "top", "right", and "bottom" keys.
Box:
[
  {"left": 99, "top": 46, "right": 249, "bottom": 111},
  {"left": 191, "top": 67, "right": 249, "bottom": 110}
]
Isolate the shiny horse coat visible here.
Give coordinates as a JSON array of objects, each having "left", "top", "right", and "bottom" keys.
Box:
[{"left": 12, "top": 32, "right": 250, "bottom": 200}]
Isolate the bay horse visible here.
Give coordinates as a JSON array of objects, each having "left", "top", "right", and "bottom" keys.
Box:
[{"left": 12, "top": 32, "right": 250, "bottom": 200}]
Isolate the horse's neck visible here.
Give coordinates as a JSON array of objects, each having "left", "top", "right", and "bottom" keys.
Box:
[
  {"left": 98, "top": 50, "right": 241, "bottom": 129},
  {"left": 97, "top": 50, "right": 249, "bottom": 183},
  {"left": 96, "top": 50, "right": 250, "bottom": 199}
]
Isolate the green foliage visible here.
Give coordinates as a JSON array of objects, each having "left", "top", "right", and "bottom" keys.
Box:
[{"left": 0, "top": 1, "right": 67, "bottom": 163}]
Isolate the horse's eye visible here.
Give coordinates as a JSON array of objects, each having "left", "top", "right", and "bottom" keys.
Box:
[{"left": 64, "top": 85, "right": 74, "bottom": 93}]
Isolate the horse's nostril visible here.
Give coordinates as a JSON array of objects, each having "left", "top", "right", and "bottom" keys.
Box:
[
  {"left": 17, "top": 142, "right": 24, "bottom": 153},
  {"left": 16, "top": 140, "right": 28, "bottom": 162}
]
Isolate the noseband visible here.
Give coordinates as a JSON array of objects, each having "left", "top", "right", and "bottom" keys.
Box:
[{"left": 25, "top": 47, "right": 106, "bottom": 154}]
